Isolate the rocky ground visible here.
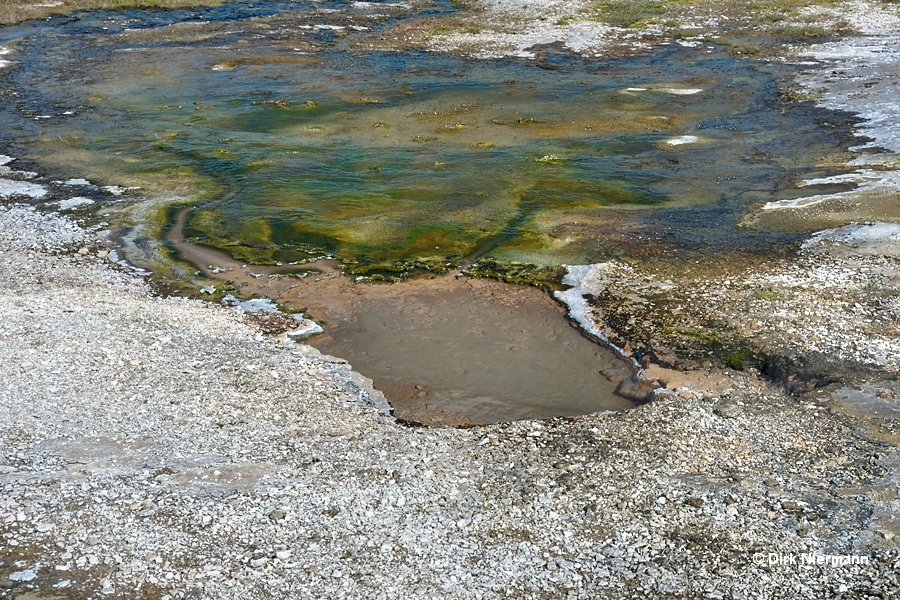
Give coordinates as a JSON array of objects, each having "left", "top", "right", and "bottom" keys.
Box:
[
  {"left": 3, "top": 0, "right": 900, "bottom": 599},
  {"left": 363, "top": 0, "right": 893, "bottom": 59},
  {"left": 1, "top": 201, "right": 899, "bottom": 599},
  {"left": 564, "top": 226, "right": 900, "bottom": 391}
]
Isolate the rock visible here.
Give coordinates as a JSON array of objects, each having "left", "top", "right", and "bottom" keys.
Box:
[
  {"left": 9, "top": 570, "right": 37, "bottom": 582},
  {"left": 100, "top": 579, "right": 115, "bottom": 595},
  {"left": 713, "top": 401, "right": 743, "bottom": 418}
]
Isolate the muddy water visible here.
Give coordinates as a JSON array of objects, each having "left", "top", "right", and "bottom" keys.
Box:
[
  {"left": 0, "top": 1, "right": 864, "bottom": 423},
  {"left": 167, "top": 210, "right": 637, "bottom": 425},
  {"left": 308, "top": 277, "right": 637, "bottom": 427}
]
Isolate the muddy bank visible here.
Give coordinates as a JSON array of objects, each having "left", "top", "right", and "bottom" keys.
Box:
[
  {"left": 166, "top": 211, "right": 643, "bottom": 426},
  {"left": 568, "top": 228, "right": 899, "bottom": 390}
]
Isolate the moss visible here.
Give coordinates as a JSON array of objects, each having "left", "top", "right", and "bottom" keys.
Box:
[
  {"left": 771, "top": 24, "right": 829, "bottom": 41},
  {"left": 659, "top": 325, "right": 760, "bottom": 370},
  {"left": 590, "top": 1, "right": 667, "bottom": 28},
  {"left": 730, "top": 44, "right": 762, "bottom": 58},
  {"left": 343, "top": 253, "right": 462, "bottom": 280},
  {"left": 465, "top": 259, "right": 567, "bottom": 291},
  {"left": 756, "top": 13, "right": 786, "bottom": 24},
  {"left": 779, "top": 85, "right": 820, "bottom": 103},
  {"left": 754, "top": 286, "right": 780, "bottom": 300},
  {"left": 721, "top": 347, "right": 753, "bottom": 370},
  {"left": 555, "top": 16, "right": 580, "bottom": 26},
  {"left": 222, "top": 244, "right": 280, "bottom": 265},
  {"left": 667, "top": 327, "right": 722, "bottom": 345}
]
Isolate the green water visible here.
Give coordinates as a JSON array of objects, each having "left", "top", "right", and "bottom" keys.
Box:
[
  {"left": 0, "top": 2, "right": 863, "bottom": 422},
  {"left": 0, "top": 3, "right": 857, "bottom": 274}
]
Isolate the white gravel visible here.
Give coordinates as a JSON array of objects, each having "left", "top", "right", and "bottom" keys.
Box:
[
  {"left": 3, "top": 1, "right": 900, "bottom": 597},
  {"left": 1, "top": 204, "right": 899, "bottom": 598}
]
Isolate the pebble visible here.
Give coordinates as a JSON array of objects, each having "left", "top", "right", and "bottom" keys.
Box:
[{"left": 3, "top": 1, "right": 900, "bottom": 596}]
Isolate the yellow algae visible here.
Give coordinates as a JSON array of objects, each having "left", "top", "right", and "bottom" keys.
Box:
[{"left": 11, "top": 11, "right": 860, "bottom": 275}]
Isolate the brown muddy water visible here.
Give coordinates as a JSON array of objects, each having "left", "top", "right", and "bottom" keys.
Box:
[
  {"left": 0, "top": 0, "right": 864, "bottom": 424},
  {"left": 168, "top": 209, "right": 637, "bottom": 426},
  {"left": 309, "top": 277, "right": 638, "bottom": 427}
]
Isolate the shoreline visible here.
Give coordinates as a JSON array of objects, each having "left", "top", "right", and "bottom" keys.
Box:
[
  {"left": 2, "top": 1, "right": 900, "bottom": 597},
  {"left": 167, "top": 205, "right": 664, "bottom": 417},
  {"left": 2, "top": 202, "right": 899, "bottom": 598}
]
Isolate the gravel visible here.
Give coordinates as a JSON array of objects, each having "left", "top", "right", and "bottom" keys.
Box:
[
  {"left": 1, "top": 202, "right": 899, "bottom": 598},
  {"left": 3, "top": 1, "right": 900, "bottom": 598}
]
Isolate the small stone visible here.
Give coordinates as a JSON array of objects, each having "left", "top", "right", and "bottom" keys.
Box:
[
  {"left": 685, "top": 497, "right": 704, "bottom": 508},
  {"left": 9, "top": 570, "right": 37, "bottom": 582},
  {"left": 275, "top": 550, "right": 292, "bottom": 560},
  {"left": 269, "top": 509, "right": 286, "bottom": 521},
  {"left": 713, "top": 402, "right": 743, "bottom": 419}
]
